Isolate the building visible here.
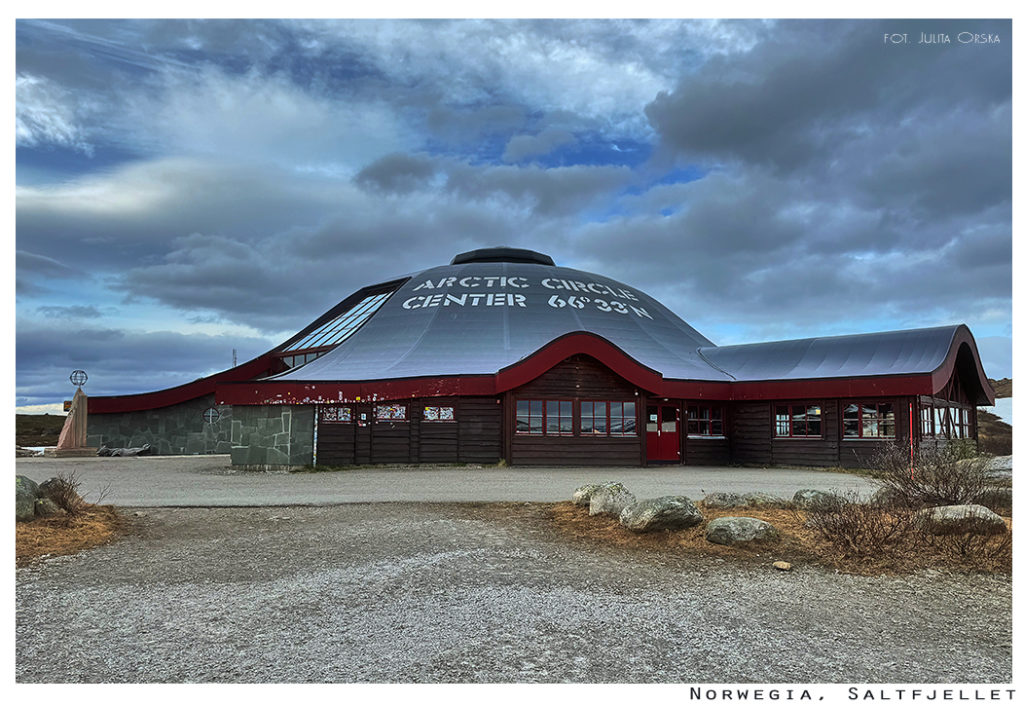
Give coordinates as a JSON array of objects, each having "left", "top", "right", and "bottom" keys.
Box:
[{"left": 87, "top": 247, "right": 994, "bottom": 468}]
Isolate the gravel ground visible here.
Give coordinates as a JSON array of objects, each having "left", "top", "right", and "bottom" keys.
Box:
[
  {"left": 16, "top": 503, "right": 1011, "bottom": 683},
  {"left": 15, "top": 455, "right": 876, "bottom": 506}
]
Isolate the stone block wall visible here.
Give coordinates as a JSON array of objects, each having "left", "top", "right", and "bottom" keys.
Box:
[
  {"left": 87, "top": 394, "right": 232, "bottom": 455},
  {"left": 229, "top": 405, "right": 314, "bottom": 469}
]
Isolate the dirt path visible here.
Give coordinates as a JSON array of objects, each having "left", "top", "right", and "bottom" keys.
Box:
[{"left": 16, "top": 503, "right": 1011, "bottom": 683}]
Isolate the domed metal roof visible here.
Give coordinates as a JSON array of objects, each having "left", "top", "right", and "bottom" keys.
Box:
[{"left": 273, "top": 258, "right": 730, "bottom": 382}]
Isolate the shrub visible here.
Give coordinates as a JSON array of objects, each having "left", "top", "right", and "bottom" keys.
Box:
[
  {"left": 802, "top": 490, "right": 916, "bottom": 559},
  {"left": 869, "top": 442, "right": 997, "bottom": 509}
]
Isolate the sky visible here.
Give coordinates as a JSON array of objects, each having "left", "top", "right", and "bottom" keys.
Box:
[{"left": 14, "top": 18, "right": 1012, "bottom": 413}]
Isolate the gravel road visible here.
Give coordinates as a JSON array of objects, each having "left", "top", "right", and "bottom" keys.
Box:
[
  {"left": 16, "top": 503, "right": 1011, "bottom": 683},
  {"left": 15, "top": 455, "right": 875, "bottom": 506}
]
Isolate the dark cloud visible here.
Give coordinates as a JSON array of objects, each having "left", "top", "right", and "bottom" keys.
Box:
[
  {"left": 14, "top": 19, "right": 1012, "bottom": 402},
  {"left": 15, "top": 322, "right": 274, "bottom": 406},
  {"left": 355, "top": 153, "right": 436, "bottom": 194}
]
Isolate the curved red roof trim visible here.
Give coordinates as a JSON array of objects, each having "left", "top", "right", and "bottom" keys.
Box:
[
  {"left": 213, "top": 332, "right": 959, "bottom": 406},
  {"left": 927, "top": 324, "right": 995, "bottom": 405},
  {"left": 88, "top": 354, "right": 276, "bottom": 414}
]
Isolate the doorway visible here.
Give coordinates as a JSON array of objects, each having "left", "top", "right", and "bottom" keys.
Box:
[{"left": 646, "top": 404, "right": 681, "bottom": 462}]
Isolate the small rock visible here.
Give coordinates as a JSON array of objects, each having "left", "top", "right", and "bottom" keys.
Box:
[
  {"left": 589, "top": 482, "right": 637, "bottom": 517},
  {"left": 619, "top": 496, "right": 702, "bottom": 533},
  {"left": 703, "top": 492, "right": 745, "bottom": 509},
  {"left": 792, "top": 488, "right": 843, "bottom": 510},
  {"left": 773, "top": 561, "right": 792, "bottom": 571},
  {"left": 740, "top": 492, "right": 791, "bottom": 509},
  {"left": 34, "top": 497, "right": 64, "bottom": 518},
  {"left": 914, "top": 504, "right": 1007, "bottom": 535},
  {"left": 571, "top": 484, "right": 603, "bottom": 507},
  {"left": 37, "top": 477, "right": 83, "bottom": 511},
  {"left": 870, "top": 486, "right": 903, "bottom": 508},
  {"left": 16, "top": 475, "right": 39, "bottom": 522},
  {"left": 706, "top": 516, "right": 779, "bottom": 546}
]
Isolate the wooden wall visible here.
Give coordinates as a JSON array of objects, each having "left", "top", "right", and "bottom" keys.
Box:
[
  {"left": 316, "top": 397, "right": 501, "bottom": 466},
  {"left": 509, "top": 355, "right": 642, "bottom": 466}
]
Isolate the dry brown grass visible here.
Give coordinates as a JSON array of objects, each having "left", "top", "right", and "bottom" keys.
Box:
[
  {"left": 548, "top": 501, "right": 1011, "bottom": 576},
  {"left": 16, "top": 505, "right": 124, "bottom": 567}
]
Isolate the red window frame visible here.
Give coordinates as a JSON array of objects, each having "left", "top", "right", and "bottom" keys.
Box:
[
  {"left": 516, "top": 399, "right": 574, "bottom": 436},
  {"left": 773, "top": 403, "right": 823, "bottom": 438},
  {"left": 686, "top": 405, "right": 725, "bottom": 437},
  {"left": 843, "top": 401, "right": 895, "bottom": 439},
  {"left": 580, "top": 400, "right": 637, "bottom": 437}
]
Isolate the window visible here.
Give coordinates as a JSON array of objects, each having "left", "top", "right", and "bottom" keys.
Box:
[
  {"left": 774, "top": 404, "right": 822, "bottom": 438},
  {"left": 545, "top": 400, "right": 574, "bottom": 436},
  {"left": 581, "top": 401, "right": 637, "bottom": 437},
  {"left": 516, "top": 400, "right": 544, "bottom": 434},
  {"left": 423, "top": 406, "right": 455, "bottom": 422},
  {"left": 516, "top": 400, "right": 573, "bottom": 436},
  {"left": 285, "top": 290, "right": 395, "bottom": 352},
  {"left": 920, "top": 405, "right": 934, "bottom": 437},
  {"left": 375, "top": 405, "right": 407, "bottom": 421},
  {"left": 687, "top": 405, "right": 725, "bottom": 437},
  {"left": 320, "top": 406, "right": 352, "bottom": 423},
  {"left": 843, "top": 402, "right": 895, "bottom": 438}
]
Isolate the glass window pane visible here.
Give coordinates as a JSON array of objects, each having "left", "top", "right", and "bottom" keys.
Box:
[
  {"left": 595, "top": 415, "right": 608, "bottom": 434},
  {"left": 531, "top": 400, "right": 543, "bottom": 416},
  {"left": 529, "top": 417, "right": 542, "bottom": 434},
  {"left": 862, "top": 419, "right": 879, "bottom": 437},
  {"left": 517, "top": 400, "right": 530, "bottom": 416},
  {"left": 793, "top": 420, "right": 807, "bottom": 436},
  {"left": 581, "top": 402, "right": 593, "bottom": 417},
  {"left": 663, "top": 407, "right": 678, "bottom": 423},
  {"left": 623, "top": 402, "right": 635, "bottom": 419},
  {"left": 776, "top": 420, "right": 790, "bottom": 436},
  {"left": 711, "top": 420, "right": 724, "bottom": 436},
  {"left": 807, "top": 419, "right": 821, "bottom": 436},
  {"left": 844, "top": 419, "right": 860, "bottom": 437}
]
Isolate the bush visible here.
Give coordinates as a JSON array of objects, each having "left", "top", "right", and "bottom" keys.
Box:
[
  {"left": 37, "top": 471, "right": 86, "bottom": 515},
  {"left": 802, "top": 490, "right": 916, "bottom": 559},
  {"left": 869, "top": 442, "right": 997, "bottom": 509}
]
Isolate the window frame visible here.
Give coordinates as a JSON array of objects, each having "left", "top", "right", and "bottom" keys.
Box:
[
  {"left": 374, "top": 404, "right": 408, "bottom": 422},
  {"left": 842, "top": 401, "right": 896, "bottom": 439},
  {"left": 319, "top": 405, "right": 353, "bottom": 424},
  {"left": 686, "top": 404, "right": 726, "bottom": 438},
  {"left": 422, "top": 405, "right": 456, "bottom": 423},
  {"left": 515, "top": 399, "right": 574, "bottom": 436},
  {"left": 580, "top": 400, "right": 637, "bottom": 437},
  {"left": 773, "top": 403, "right": 823, "bottom": 439}
]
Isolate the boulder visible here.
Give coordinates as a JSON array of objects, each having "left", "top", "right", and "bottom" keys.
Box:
[
  {"left": 571, "top": 483, "right": 603, "bottom": 507},
  {"left": 706, "top": 516, "right": 779, "bottom": 546},
  {"left": 619, "top": 496, "right": 703, "bottom": 533},
  {"left": 870, "top": 486, "right": 904, "bottom": 508},
  {"left": 740, "top": 492, "right": 791, "bottom": 509},
  {"left": 792, "top": 488, "right": 843, "bottom": 510},
  {"left": 973, "top": 487, "right": 1012, "bottom": 515},
  {"left": 16, "top": 475, "right": 39, "bottom": 522},
  {"left": 589, "top": 482, "right": 636, "bottom": 517},
  {"left": 702, "top": 492, "right": 745, "bottom": 509},
  {"left": 914, "top": 504, "right": 1007, "bottom": 536},
  {"left": 38, "top": 477, "right": 83, "bottom": 511},
  {"left": 34, "top": 497, "right": 63, "bottom": 518}
]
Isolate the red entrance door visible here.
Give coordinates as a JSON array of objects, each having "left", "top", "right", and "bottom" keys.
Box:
[{"left": 646, "top": 404, "right": 681, "bottom": 462}]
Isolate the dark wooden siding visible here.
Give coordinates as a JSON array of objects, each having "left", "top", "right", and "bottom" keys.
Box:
[
  {"left": 316, "top": 398, "right": 501, "bottom": 466},
  {"left": 685, "top": 437, "right": 730, "bottom": 466},
  {"left": 769, "top": 399, "right": 840, "bottom": 467},
  {"left": 510, "top": 355, "right": 642, "bottom": 466},
  {"left": 730, "top": 402, "right": 771, "bottom": 465}
]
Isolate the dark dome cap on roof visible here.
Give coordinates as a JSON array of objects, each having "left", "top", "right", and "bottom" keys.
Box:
[{"left": 450, "top": 247, "right": 555, "bottom": 266}]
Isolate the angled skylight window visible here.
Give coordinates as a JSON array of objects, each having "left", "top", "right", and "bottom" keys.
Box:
[{"left": 283, "top": 290, "right": 394, "bottom": 353}]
